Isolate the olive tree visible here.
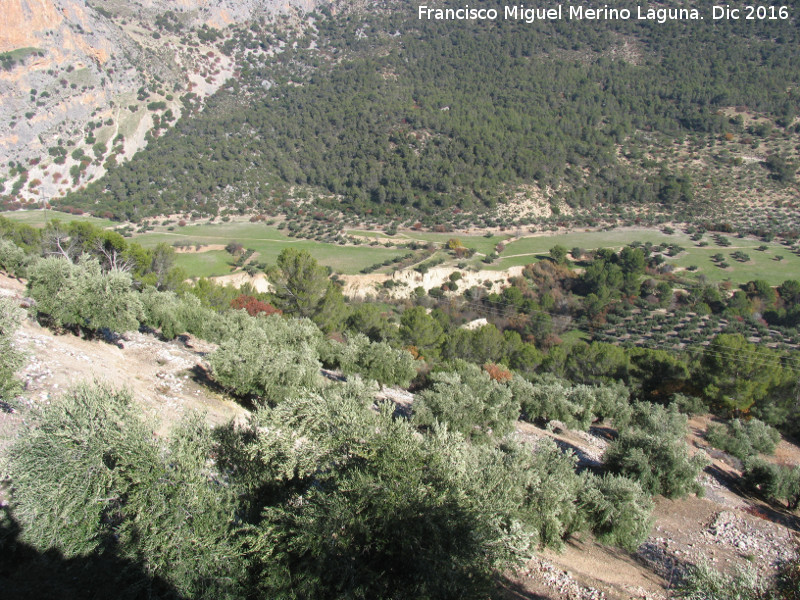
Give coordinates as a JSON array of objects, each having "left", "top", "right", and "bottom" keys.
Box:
[
  {"left": 0, "top": 298, "right": 25, "bottom": 401},
  {"left": 208, "top": 314, "right": 323, "bottom": 403},
  {"left": 339, "top": 333, "right": 417, "bottom": 388},
  {"left": 27, "top": 256, "right": 142, "bottom": 334},
  {"left": 4, "top": 381, "right": 245, "bottom": 598},
  {"left": 0, "top": 238, "right": 29, "bottom": 277},
  {"left": 604, "top": 403, "right": 708, "bottom": 498},
  {"left": 578, "top": 473, "right": 653, "bottom": 551},
  {"left": 414, "top": 361, "right": 519, "bottom": 441}
]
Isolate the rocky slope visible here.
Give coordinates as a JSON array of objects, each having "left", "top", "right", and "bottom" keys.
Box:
[{"left": 0, "top": 0, "right": 324, "bottom": 205}]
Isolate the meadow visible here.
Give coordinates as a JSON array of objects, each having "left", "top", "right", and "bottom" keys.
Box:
[
  {"left": 493, "top": 228, "right": 800, "bottom": 285},
  {"left": 134, "top": 222, "right": 405, "bottom": 275},
  {"left": 3, "top": 211, "right": 796, "bottom": 284},
  {"left": 2, "top": 209, "right": 117, "bottom": 228}
]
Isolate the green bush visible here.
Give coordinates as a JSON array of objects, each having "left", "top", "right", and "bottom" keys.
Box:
[
  {"left": 741, "top": 457, "right": 800, "bottom": 509},
  {"left": 0, "top": 238, "right": 29, "bottom": 277},
  {"left": 413, "top": 361, "right": 519, "bottom": 441},
  {"left": 242, "top": 382, "right": 540, "bottom": 599},
  {"left": 139, "top": 287, "right": 186, "bottom": 339},
  {"left": 339, "top": 333, "right": 417, "bottom": 388},
  {"left": 628, "top": 401, "right": 688, "bottom": 439},
  {"left": 517, "top": 376, "right": 592, "bottom": 429},
  {"left": 0, "top": 298, "right": 25, "bottom": 402},
  {"left": 578, "top": 473, "right": 653, "bottom": 551},
  {"left": 672, "top": 393, "right": 707, "bottom": 415},
  {"left": 676, "top": 562, "right": 771, "bottom": 600},
  {"left": 4, "top": 382, "right": 157, "bottom": 556},
  {"left": 3, "top": 382, "right": 245, "bottom": 598},
  {"left": 706, "top": 418, "right": 780, "bottom": 461},
  {"left": 27, "top": 256, "right": 142, "bottom": 334},
  {"left": 115, "top": 414, "right": 246, "bottom": 598},
  {"left": 515, "top": 438, "right": 584, "bottom": 549},
  {"left": 208, "top": 315, "right": 322, "bottom": 403},
  {"left": 604, "top": 403, "right": 708, "bottom": 498},
  {"left": 516, "top": 375, "right": 631, "bottom": 431}
]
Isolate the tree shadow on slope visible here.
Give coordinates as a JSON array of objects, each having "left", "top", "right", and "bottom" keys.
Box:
[
  {"left": 493, "top": 575, "right": 551, "bottom": 600},
  {"left": 0, "top": 507, "right": 186, "bottom": 600},
  {"left": 187, "top": 363, "right": 261, "bottom": 411}
]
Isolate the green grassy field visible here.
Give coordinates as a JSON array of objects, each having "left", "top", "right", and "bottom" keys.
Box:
[
  {"left": 134, "top": 223, "right": 406, "bottom": 276},
  {"left": 403, "top": 232, "right": 510, "bottom": 254},
  {"left": 497, "top": 229, "right": 695, "bottom": 261},
  {"left": 1, "top": 209, "right": 117, "bottom": 228},
  {"left": 671, "top": 244, "right": 800, "bottom": 285},
  {"left": 3, "top": 212, "right": 796, "bottom": 284},
  {"left": 347, "top": 230, "right": 510, "bottom": 255},
  {"left": 492, "top": 228, "right": 799, "bottom": 285},
  {"left": 174, "top": 251, "right": 236, "bottom": 278}
]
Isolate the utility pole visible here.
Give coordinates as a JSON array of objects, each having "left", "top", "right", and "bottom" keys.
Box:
[{"left": 41, "top": 193, "right": 49, "bottom": 226}]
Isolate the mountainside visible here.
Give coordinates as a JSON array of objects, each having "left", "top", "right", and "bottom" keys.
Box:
[
  {"left": 2, "top": 265, "right": 799, "bottom": 600},
  {"left": 1, "top": 1, "right": 799, "bottom": 233},
  {"left": 0, "top": 0, "right": 325, "bottom": 204},
  {"left": 35, "top": 0, "right": 800, "bottom": 230}
]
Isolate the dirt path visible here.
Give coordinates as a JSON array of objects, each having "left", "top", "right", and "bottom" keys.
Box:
[{"left": 0, "top": 274, "right": 247, "bottom": 445}]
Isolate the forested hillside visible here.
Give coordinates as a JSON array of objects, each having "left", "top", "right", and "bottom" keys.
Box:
[{"left": 55, "top": 0, "right": 800, "bottom": 221}]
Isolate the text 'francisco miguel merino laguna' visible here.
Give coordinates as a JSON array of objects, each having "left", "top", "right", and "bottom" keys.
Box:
[{"left": 419, "top": 4, "right": 708, "bottom": 23}]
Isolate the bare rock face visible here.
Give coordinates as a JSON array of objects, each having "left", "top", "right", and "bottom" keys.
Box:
[
  {"left": 0, "top": 0, "right": 64, "bottom": 53},
  {"left": 0, "top": 0, "right": 324, "bottom": 204},
  {"left": 135, "top": 0, "right": 322, "bottom": 28}
]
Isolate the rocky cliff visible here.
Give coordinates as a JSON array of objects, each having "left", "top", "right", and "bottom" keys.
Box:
[{"left": 0, "top": 0, "right": 323, "bottom": 206}]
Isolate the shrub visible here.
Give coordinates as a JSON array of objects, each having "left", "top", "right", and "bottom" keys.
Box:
[
  {"left": 0, "top": 238, "right": 29, "bottom": 277},
  {"left": 241, "top": 383, "right": 543, "bottom": 598},
  {"left": 604, "top": 403, "right": 708, "bottom": 498},
  {"left": 27, "top": 256, "right": 142, "bottom": 334},
  {"left": 339, "top": 333, "right": 417, "bottom": 388},
  {"left": 483, "top": 362, "right": 512, "bottom": 383},
  {"left": 706, "top": 418, "right": 780, "bottom": 461},
  {"left": 4, "top": 382, "right": 245, "bottom": 598},
  {"left": 414, "top": 361, "right": 519, "bottom": 441},
  {"left": 0, "top": 298, "right": 25, "bottom": 401},
  {"left": 672, "top": 393, "right": 707, "bottom": 415},
  {"left": 4, "top": 382, "right": 157, "bottom": 556},
  {"left": 208, "top": 315, "right": 322, "bottom": 403},
  {"left": 517, "top": 375, "right": 631, "bottom": 431},
  {"left": 515, "top": 438, "right": 584, "bottom": 549},
  {"left": 225, "top": 241, "right": 244, "bottom": 255},
  {"left": 139, "top": 287, "right": 188, "bottom": 339},
  {"left": 741, "top": 458, "right": 800, "bottom": 509},
  {"left": 549, "top": 245, "right": 569, "bottom": 264},
  {"left": 578, "top": 473, "right": 653, "bottom": 551},
  {"left": 676, "top": 563, "right": 771, "bottom": 600},
  {"left": 231, "top": 294, "right": 280, "bottom": 317},
  {"left": 627, "top": 402, "right": 689, "bottom": 439}
]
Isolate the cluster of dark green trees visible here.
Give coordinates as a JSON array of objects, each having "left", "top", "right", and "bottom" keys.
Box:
[{"left": 53, "top": 0, "right": 800, "bottom": 220}]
